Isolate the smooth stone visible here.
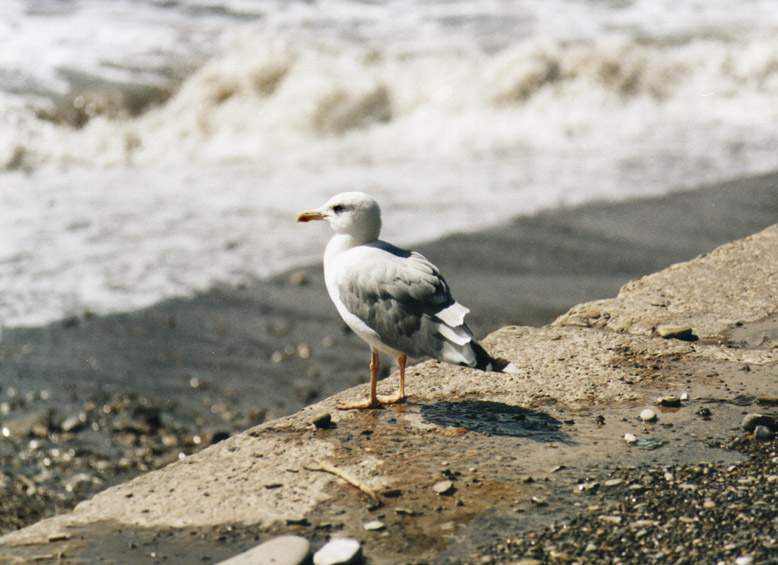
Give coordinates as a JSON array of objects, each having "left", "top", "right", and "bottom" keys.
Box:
[
  {"left": 680, "top": 392, "right": 690, "bottom": 401},
  {"left": 754, "top": 425, "right": 775, "bottom": 440},
  {"left": 433, "top": 480, "right": 455, "bottom": 495},
  {"left": 61, "top": 414, "right": 86, "bottom": 433},
  {"left": 363, "top": 520, "right": 385, "bottom": 531},
  {"left": 742, "top": 413, "right": 776, "bottom": 432},
  {"left": 311, "top": 412, "right": 332, "bottom": 429},
  {"left": 656, "top": 396, "right": 681, "bottom": 408},
  {"left": 2, "top": 409, "right": 50, "bottom": 438},
  {"left": 635, "top": 438, "right": 665, "bottom": 450},
  {"left": 624, "top": 433, "right": 638, "bottom": 444},
  {"left": 216, "top": 535, "right": 310, "bottom": 565},
  {"left": 640, "top": 408, "right": 657, "bottom": 422},
  {"left": 314, "top": 538, "right": 362, "bottom": 565},
  {"left": 656, "top": 324, "right": 694, "bottom": 340}
]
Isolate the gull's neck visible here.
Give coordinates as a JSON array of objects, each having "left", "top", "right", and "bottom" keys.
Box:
[{"left": 324, "top": 233, "right": 369, "bottom": 262}]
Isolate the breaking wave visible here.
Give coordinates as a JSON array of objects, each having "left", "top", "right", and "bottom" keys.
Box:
[{"left": 3, "top": 28, "right": 778, "bottom": 172}]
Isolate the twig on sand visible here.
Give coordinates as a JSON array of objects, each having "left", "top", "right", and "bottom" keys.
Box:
[{"left": 304, "top": 460, "right": 382, "bottom": 507}]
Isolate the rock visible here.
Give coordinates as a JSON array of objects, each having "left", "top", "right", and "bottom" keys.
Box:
[
  {"left": 61, "top": 413, "right": 86, "bottom": 433},
  {"left": 289, "top": 270, "right": 309, "bottom": 286},
  {"left": 742, "top": 413, "right": 776, "bottom": 432},
  {"left": 1, "top": 409, "right": 51, "bottom": 438},
  {"left": 624, "top": 433, "right": 638, "bottom": 444},
  {"left": 639, "top": 408, "right": 657, "bottom": 422},
  {"left": 680, "top": 392, "right": 690, "bottom": 401},
  {"left": 656, "top": 396, "right": 681, "bottom": 408},
  {"left": 656, "top": 324, "right": 695, "bottom": 340},
  {"left": 216, "top": 535, "right": 310, "bottom": 565},
  {"left": 754, "top": 425, "right": 775, "bottom": 440},
  {"left": 314, "top": 538, "right": 362, "bottom": 565},
  {"left": 696, "top": 406, "right": 712, "bottom": 419},
  {"left": 635, "top": 438, "right": 665, "bottom": 450},
  {"left": 363, "top": 520, "right": 385, "bottom": 531},
  {"left": 756, "top": 397, "right": 778, "bottom": 406},
  {"left": 735, "top": 557, "right": 754, "bottom": 565},
  {"left": 604, "top": 478, "right": 623, "bottom": 487},
  {"left": 311, "top": 412, "right": 333, "bottom": 429},
  {"left": 433, "top": 480, "right": 455, "bottom": 495}
]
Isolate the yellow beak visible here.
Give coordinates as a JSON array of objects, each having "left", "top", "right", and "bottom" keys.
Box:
[{"left": 297, "top": 210, "right": 325, "bottom": 222}]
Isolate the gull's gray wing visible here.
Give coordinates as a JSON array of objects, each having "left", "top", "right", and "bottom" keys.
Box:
[{"left": 336, "top": 241, "right": 480, "bottom": 365}]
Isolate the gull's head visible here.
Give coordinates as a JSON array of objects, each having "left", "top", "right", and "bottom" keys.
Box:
[{"left": 297, "top": 192, "right": 382, "bottom": 243}]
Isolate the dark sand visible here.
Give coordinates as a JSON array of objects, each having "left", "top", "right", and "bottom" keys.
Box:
[{"left": 1, "top": 173, "right": 777, "bottom": 423}]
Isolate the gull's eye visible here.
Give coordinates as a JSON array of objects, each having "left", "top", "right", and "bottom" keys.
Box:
[{"left": 332, "top": 204, "right": 345, "bottom": 214}]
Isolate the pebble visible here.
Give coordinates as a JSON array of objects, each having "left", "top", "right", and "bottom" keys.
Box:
[
  {"left": 635, "top": 438, "right": 665, "bottom": 450},
  {"left": 288, "top": 270, "right": 309, "bottom": 286},
  {"left": 433, "top": 480, "right": 455, "bottom": 495},
  {"left": 656, "top": 324, "right": 694, "bottom": 340},
  {"left": 216, "top": 535, "right": 310, "bottom": 565},
  {"left": 656, "top": 396, "right": 681, "bottom": 408},
  {"left": 60, "top": 413, "right": 86, "bottom": 433},
  {"left": 735, "top": 557, "right": 754, "bottom": 565},
  {"left": 680, "top": 392, "right": 689, "bottom": 401},
  {"left": 2, "top": 409, "right": 51, "bottom": 438},
  {"left": 639, "top": 408, "right": 657, "bottom": 422},
  {"left": 311, "top": 412, "right": 333, "bottom": 429},
  {"left": 603, "top": 478, "right": 623, "bottom": 487},
  {"left": 314, "top": 538, "right": 362, "bottom": 565},
  {"left": 624, "top": 433, "right": 638, "bottom": 444},
  {"left": 742, "top": 413, "right": 776, "bottom": 432},
  {"left": 363, "top": 520, "right": 385, "bottom": 531},
  {"left": 754, "top": 425, "right": 775, "bottom": 440}
]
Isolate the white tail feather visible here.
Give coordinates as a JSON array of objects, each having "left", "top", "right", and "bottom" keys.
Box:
[
  {"left": 435, "top": 302, "right": 469, "bottom": 327},
  {"left": 437, "top": 322, "right": 472, "bottom": 346}
]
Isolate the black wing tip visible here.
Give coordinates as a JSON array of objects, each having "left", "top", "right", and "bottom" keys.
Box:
[{"left": 470, "top": 341, "right": 508, "bottom": 372}]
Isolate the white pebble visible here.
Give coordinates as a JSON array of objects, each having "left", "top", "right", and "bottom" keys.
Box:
[
  {"left": 363, "top": 520, "right": 385, "bottom": 531},
  {"left": 314, "top": 538, "right": 362, "bottom": 565},
  {"left": 640, "top": 408, "right": 657, "bottom": 422},
  {"left": 217, "top": 535, "right": 310, "bottom": 565},
  {"left": 624, "top": 433, "right": 638, "bottom": 444}
]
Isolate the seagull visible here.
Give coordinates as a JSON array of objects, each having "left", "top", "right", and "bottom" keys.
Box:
[{"left": 297, "top": 192, "right": 498, "bottom": 409}]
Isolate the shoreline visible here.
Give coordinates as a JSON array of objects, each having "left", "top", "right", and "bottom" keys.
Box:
[{"left": 0, "top": 171, "right": 776, "bottom": 534}]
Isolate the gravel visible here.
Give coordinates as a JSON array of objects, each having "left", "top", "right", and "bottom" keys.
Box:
[
  {"left": 473, "top": 435, "right": 778, "bottom": 564},
  {"left": 0, "top": 388, "right": 264, "bottom": 535}
]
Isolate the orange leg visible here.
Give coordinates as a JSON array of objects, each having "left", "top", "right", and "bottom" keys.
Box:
[
  {"left": 377, "top": 354, "right": 407, "bottom": 404},
  {"left": 337, "top": 351, "right": 382, "bottom": 410}
]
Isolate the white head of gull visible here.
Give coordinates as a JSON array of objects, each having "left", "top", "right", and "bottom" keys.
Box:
[{"left": 298, "top": 191, "right": 496, "bottom": 409}]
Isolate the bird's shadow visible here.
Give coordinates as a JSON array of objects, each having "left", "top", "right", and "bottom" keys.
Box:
[{"left": 420, "top": 400, "right": 571, "bottom": 443}]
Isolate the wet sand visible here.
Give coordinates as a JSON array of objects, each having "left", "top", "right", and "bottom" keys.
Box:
[{"left": 0, "top": 172, "right": 775, "bottom": 533}]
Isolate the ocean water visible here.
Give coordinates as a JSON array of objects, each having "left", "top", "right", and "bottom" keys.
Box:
[{"left": 2, "top": 0, "right": 778, "bottom": 328}]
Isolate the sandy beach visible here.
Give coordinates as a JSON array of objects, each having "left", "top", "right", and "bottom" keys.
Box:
[{"left": 0, "top": 172, "right": 776, "bottom": 533}]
